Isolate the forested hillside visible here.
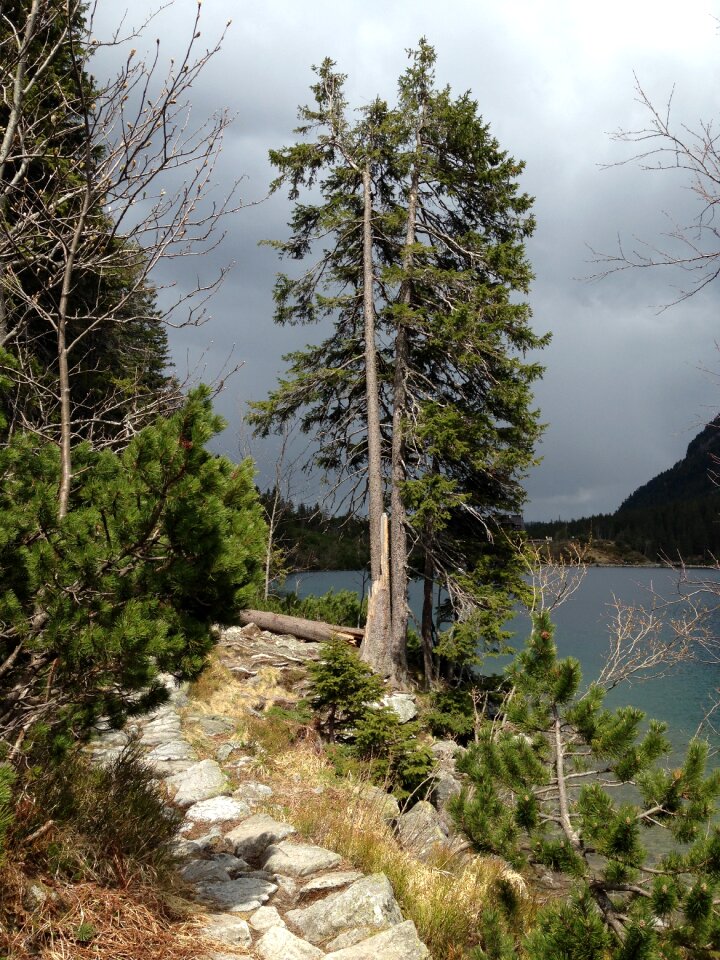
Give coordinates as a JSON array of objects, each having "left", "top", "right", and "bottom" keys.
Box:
[
  {"left": 262, "top": 494, "right": 369, "bottom": 571},
  {"left": 527, "top": 418, "right": 720, "bottom": 561}
]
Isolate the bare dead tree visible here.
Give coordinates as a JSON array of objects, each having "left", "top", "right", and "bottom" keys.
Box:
[
  {"left": 593, "top": 75, "right": 720, "bottom": 305},
  {"left": 0, "top": 0, "right": 241, "bottom": 515}
]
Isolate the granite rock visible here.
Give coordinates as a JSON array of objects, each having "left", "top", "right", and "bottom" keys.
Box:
[
  {"left": 225, "top": 813, "right": 296, "bottom": 862},
  {"left": 256, "top": 925, "right": 324, "bottom": 960},
  {"left": 165, "top": 759, "right": 229, "bottom": 808},
  {"left": 286, "top": 873, "right": 403, "bottom": 945},
  {"left": 262, "top": 840, "right": 342, "bottom": 877}
]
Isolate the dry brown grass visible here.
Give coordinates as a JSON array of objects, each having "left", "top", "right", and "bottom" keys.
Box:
[
  {"left": 254, "top": 738, "right": 530, "bottom": 960},
  {"left": 184, "top": 644, "right": 536, "bottom": 958},
  {"left": 0, "top": 869, "right": 213, "bottom": 960}
]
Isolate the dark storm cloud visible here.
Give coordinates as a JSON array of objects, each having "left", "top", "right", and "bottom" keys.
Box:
[{"left": 94, "top": 0, "right": 720, "bottom": 519}]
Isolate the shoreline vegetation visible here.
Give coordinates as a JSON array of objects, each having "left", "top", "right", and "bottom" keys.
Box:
[{"left": 263, "top": 495, "right": 717, "bottom": 572}]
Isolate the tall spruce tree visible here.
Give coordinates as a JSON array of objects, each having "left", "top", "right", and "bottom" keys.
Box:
[
  {"left": 252, "top": 42, "right": 545, "bottom": 683},
  {"left": 452, "top": 610, "right": 720, "bottom": 958}
]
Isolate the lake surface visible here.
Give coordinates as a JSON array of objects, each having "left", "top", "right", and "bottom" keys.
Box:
[{"left": 282, "top": 567, "right": 720, "bottom": 761}]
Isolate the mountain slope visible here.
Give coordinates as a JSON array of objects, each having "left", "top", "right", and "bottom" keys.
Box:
[
  {"left": 526, "top": 416, "right": 720, "bottom": 562},
  {"left": 619, "top": 417, "right": 720, "bottom": 513}
]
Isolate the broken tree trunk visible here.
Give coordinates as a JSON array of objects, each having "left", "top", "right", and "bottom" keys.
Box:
[
  {"left": 237, "top": 609, "right": 363, "bottom": 645},
  {"left": 360, "top": 512, "right": 395, "bottom": 677}
]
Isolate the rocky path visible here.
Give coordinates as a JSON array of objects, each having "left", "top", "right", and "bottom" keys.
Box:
[{"left": 89, "top": 625, "right": 438, "bottom": 960}]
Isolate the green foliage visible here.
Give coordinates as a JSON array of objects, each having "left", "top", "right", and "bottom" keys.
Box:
[
  {"left": 453, "top": 609, "right": 720, "bottom": 956},
  {"left": 0, "top": 2, "right": 175, "bottom": 445},
  {"left": 251, "top": 41, "right": 547, "bottom": 683},
  {"left": 0, "top": 389, "right": 266, "bottom": 749},
  {"left": 260, "top": 588, "right": 366, "bottom": 628},
  {"left": 307, "top": 640, "right": 433, "bottom": 799},
  {"left": 349, "top": 707, "right": 434, "bottom": 801},
  {"left": 307, "top": 639, "right": 384, "bottom": 739},
  {"left": 426, "top": 687, "right": 477, "bottom": 742},
  {"left": 471, "top": 907, "right": 520, "bottom": 960},
  {"left": 0, "top": 764, "right": 15, "bottom": 865},
  {"left": 524, "top": 891, "right": 611, "bottom": 960},
  {"left": 258, "top": 495, "right": 369, "bottom": 571}
]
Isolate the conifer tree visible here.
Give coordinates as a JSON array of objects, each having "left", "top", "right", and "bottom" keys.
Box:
[
  {"left": 252, "top": 42, "right": 545, "bottom": 683},
  {"left": 0, "top": 0, "right": 236, "bottom": 516},
  {"left": 0, "top": 387, "right": 266, "bottom": 754},
  {"left": 0, "top": 5, "right": 265, "bottom": 762},
  {"left": 452, "top": 610, "right": 720, "bottom": 958}
]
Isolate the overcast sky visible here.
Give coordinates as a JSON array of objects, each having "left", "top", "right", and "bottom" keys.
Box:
[{"left": 96, "top": 0, "right": 720, "bottom": 521}]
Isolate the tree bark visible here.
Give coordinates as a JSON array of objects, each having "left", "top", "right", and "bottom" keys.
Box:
[
  {"left": 238, "top": 609, "right": 363, "bottom": 644},
  {"left": 359, "top": 163, "right": 393, "bottom": 675}
]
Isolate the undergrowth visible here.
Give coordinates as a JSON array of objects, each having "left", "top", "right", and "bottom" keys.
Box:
[
  {"left": 0, "top": 743, "right": 194, "bottom": 959},
  {"left": 9, "top": 742, "right": 181, "bottom": 886},
  {"left": 262, "top": 737, "right": 535, "bottom": 960},
  {"left": 0, "top": 873, "right": 206, "bottom": 960}
]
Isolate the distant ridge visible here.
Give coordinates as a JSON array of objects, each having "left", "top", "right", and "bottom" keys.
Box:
[
  {"left": 526, "top": 416, "right": 720, "bottom": 562},
  {"left": 619, "top": 417, "right": 720, "bottom": 513}
]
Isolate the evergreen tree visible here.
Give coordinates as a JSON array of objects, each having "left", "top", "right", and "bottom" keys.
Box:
[
  {"left": 452, "top": 611, "right": 720, "bottom": 958},
  {"left": 0, "top": 387, "right": 266, "bottom": 754},
  {"left": 252, "top": 41, "right": 545, "bottom": 684}
]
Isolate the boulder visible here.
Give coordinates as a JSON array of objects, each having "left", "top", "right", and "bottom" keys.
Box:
[
  {"left": 394, "top": 800, "right": 448, "bottom": 861},
  {"left": 249, "top": 905, "right": 286, "bottom": 932},
  {"left": 262, "top": 840, "right": 342, "bottom": 877},
  {"left": 200, "top": 913, "right": 252, "bottom": 948},
  {"left": 286, "top": 873, "right": 403, "bottom": 945},
  {"left": 225, "top": 813, "right": 295, "bottom": 862},
  {"left": 195, "top": 876, "right": 277, "bottom": 912},
  {"left": 430, "top": 771, "right": 462, "bottom": 809},
  {"left": 325, "top": 920, "right": 429, "bottom": 959},
  {"left": 381, "top": 693, "right": 418, "bottom": 723},
  {"left": 179, "top": 859, "right": 233, "bottom": 885},
  {"left": 139, "top": 711, "right": 183, "bottom": 745},
  {"left": 256, "top": 925, "right": 324, "bottom": 960},
  {"left": 216, "top": 741, "right": 246, "bottom": 763},
  {"left": 145, "top": 738, "right": 196, "bottom": 762},
  {"left": 165, "top": 759, "right": 229, "bottom": 808},
  {"left": 195, "top": 715, "right": 235, "bottom": 736},
  {"left": 350, "top": 784, "right": 400, "bottom": 820},
  {"left": 297, "top": 871, "right": 363, "bottom": 901},
  {"left": 233, "top": 780, "right": 274, "bottom": 805},
  {"left": 429, "top": 738, "right": 461, "bottom": 761},
  {"left": 184, "top": 795, "right": 251, "bottom": 824}
]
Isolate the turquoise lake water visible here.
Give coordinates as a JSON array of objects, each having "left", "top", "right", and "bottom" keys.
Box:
[{"left": 282, "top": 567, "right": 720, "bottom": 762}]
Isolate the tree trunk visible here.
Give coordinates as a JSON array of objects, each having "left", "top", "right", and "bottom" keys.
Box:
[
  {"left": 57, "top": 24, "right": 93, "bottom": 520},
  {"left": 359, "top": 164, "right": 393, "bottom": 675},
  {"left": 237, "top": 609, "right": 363, "bottom": 644},
  {"left": 421, "top": 539, "right": 436, "bottom": 686},
  {"left": 387, "top": 148, "right": 422, "bottom": 683},
  {"left": 389, "top": 327, "right": 409, "bottom": 683}
]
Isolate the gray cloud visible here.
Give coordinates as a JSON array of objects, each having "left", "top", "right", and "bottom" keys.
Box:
[{"left": 95, "top": 0, "right": 720, "bottom": 519}]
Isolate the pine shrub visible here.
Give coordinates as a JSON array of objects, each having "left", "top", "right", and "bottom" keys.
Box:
[
  {"left": 307, "top": 640, "right": 434, "bottom": 799},
  {"left": 307, "top": 638, "right": 384, "bottom": 740},
  {"left": 452, "top": 610, "right": 720, "bottom": 957},
  {"left": 0, "top": 387, "right": 266, "bottom": 752}
]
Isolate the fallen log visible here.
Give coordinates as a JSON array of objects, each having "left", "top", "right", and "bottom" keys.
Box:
[{"left": 237, "top": 609, "right": 364, "bottom": 645}]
